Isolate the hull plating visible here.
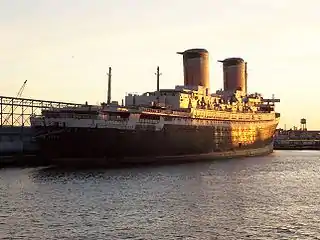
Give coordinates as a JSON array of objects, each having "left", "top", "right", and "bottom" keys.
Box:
[{"left": 34, "top": 122, "right": 277, "bottom": 166}]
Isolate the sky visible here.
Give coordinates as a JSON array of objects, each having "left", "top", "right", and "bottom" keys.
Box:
[{"left": 1, "top": 0, "right": 320, "bottom": 129}]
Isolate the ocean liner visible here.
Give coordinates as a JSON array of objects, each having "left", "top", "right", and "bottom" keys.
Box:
[{"left": 30, "top": 48, "right": 280, "bottom": 166}]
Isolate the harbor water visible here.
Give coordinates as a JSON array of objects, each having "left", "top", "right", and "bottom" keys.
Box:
[{"left": 1, "top": 150, "right": 320, "bottom": 239}]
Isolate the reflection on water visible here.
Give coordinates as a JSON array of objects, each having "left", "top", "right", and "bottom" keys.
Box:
[{"left": 1, "top": 151, "right": 320, "bottom": 239}]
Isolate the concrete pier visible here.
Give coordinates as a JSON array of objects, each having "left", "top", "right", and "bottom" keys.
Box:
[
  {"left": 0, "top": 95, "right": 82, "bottom": 167},
  {"left": 274, "top": 129, "right": 320, "bottom": 150},
  {"left": 0, "top": 126, "right": 44, "bottom": 166},
  {"left": 0, "top": 126, "right": 38, "bottom": 154}
]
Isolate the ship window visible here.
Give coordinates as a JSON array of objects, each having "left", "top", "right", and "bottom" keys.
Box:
[
  {"left": 139, "top": 114, "right": 160, "bottom": 120},
  {"left": 109, "top": 112, "right": 130, "bottom": 120}
]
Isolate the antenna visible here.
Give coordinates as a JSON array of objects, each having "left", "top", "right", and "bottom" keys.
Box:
[
  {"left": 107, "top": 67, "right": 112, "bottom": 104},
  {"left": 155, "top": 66, "right": 162, "bottom": 91},
  {"left": 245, "top": 62, "right": 248, "bottom": 94}
]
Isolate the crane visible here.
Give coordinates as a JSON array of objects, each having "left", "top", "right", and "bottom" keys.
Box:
[
  {"left": 17, "top": 80, "right": 27, "bottom": 97},
  {"left": 4, "top": 80, "right": 28, "bottom": 125}
]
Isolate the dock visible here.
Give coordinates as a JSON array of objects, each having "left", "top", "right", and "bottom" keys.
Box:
[
  {"left": 274, "top": 128, "right": 320, "bottom": 150},
  {"left": 0, "top": 95, "right": 82, "bottom": 166},
  {"left": 274, "top": 139, "right": 320, "bottom": 150}
]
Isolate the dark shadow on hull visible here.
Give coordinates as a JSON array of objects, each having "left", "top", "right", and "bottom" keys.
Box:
[
  {"left": 33, "top": 120, "right": 278, "bottom": 169},
  {"left": 44, "top": 147, "right": 274, "bottom": 170}
]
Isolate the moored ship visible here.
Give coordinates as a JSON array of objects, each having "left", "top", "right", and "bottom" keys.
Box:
[{"left": 30, "top": 48, "right": 280, "bottom": 167}]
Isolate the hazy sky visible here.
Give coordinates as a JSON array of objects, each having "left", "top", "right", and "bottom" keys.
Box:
[{"left": 1, "top": 0, "right": 320, "bottom": 129}]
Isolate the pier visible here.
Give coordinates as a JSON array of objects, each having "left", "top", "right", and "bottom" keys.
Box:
[
  {"left": 0, "top": 95, "right": 82, "bottom": 127},
  {"left": 274, "top": 124, "right": 320, "bottom": 150},
  {"left": 274, "top": 139, "right": 320, "bottom": 150},
  {"left": 0, "top": 95, "right": 82, "bottom": 166}
]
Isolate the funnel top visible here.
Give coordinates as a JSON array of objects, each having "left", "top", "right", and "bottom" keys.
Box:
[
  {"left": 218, "top": 57, "right": 244, "bottom": 66},
  {"left": 177, "top": 48, "right": 208, "bottom": 55}
]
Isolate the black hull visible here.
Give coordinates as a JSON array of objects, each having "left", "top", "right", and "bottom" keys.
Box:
[
  {"left": 51, "top": 143, "right": 274, "bottom": 168},
  {"left": 33, "top": 123, "right": 277, "bottom": 167}
]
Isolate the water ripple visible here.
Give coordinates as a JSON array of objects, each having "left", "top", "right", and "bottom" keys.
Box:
[{"left": 1, "top": 150, "right": 320, "bottom": 239}]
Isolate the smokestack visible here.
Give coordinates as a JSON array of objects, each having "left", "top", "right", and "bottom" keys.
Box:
[
  {"left": 177, "top": 48, "right": 210, "bottom": 91},
  {"left": 107, "top": 67, "right": 112, "bottom": 104},
  {"left": 219, "top": 57, "right": 246, "bottom": 94}
]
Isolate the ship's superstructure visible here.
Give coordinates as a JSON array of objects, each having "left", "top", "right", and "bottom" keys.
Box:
[{"left": 30, "top": 48, "right": 280, "bottom": 166}]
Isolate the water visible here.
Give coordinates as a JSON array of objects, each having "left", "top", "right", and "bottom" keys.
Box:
[{"left": 1, "top": 150, "right": 320, "bottom": 239}]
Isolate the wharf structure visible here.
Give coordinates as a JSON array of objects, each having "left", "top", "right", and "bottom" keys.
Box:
[
  {"left": 274, "top": 118, "right": 320, "bottom": 150},
  {"left": 0, "top": 96, "right": 82, "bottom": 165}
]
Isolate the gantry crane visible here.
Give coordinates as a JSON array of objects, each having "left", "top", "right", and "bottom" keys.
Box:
[
  {"left": 4, "top": 80, "right": 28, "bottom": 125},
  {"left": 17, "top": 80, "right": 27, "bottom": 97}
]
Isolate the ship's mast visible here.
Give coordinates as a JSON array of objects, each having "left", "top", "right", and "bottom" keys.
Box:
[
  {"left": 107, "top": 67, "right": 112, "bottom": 104},
  {"left": 245, "top": 62, "right": 248, "bottom": 94},
  {"left": 155, "top": 66, "right": 162, "bottom": 91}
]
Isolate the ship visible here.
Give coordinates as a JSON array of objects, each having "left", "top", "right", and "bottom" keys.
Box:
[{"left": 30, "top": 48, "right": 280, "bottom": 167}]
